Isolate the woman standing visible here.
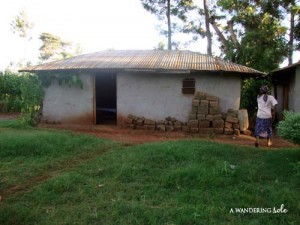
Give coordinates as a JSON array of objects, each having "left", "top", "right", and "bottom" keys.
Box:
[{"left": 255, "top": 85, "right": 278, "bottom": 147}]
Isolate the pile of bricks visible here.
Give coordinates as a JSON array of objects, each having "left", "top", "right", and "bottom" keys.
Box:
[
  {"left": 187, "top": 91, "right": 224, "bottom": 134},
  {"left": 123, "top": 114, "right": 185, "bottom": 132},
  {"left": 122, "top": 91, "right": 247, "bottom": 136}
]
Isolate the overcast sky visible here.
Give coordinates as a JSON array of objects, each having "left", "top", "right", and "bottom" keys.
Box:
[{"left": 0, "top": 0, "right": 174, "bottom": 70}]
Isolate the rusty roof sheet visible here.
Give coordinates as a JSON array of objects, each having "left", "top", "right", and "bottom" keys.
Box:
[{"left": 20, "top": 50, "right": 264, "bottom": 75}]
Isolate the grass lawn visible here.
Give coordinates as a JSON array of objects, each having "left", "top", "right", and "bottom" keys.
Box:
[{"left": 0, "top": 120, "right": 299, "bottom": 225}]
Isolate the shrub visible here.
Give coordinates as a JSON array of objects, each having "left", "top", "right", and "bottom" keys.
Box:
[{"left": 277, "top": 111, "right": 300, "bottom": 144}]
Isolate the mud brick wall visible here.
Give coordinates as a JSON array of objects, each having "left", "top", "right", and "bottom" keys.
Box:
[{"left": 121, "top": 91, "right": 250, "bottom": 136}]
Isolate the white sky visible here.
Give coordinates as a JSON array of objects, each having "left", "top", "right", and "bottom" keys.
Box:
[
  {"left": 0, "top": 0, "right": 206, "bottom": 71},
  {"left": 0, "top": 0, "right": 298, "bottom": 71}
]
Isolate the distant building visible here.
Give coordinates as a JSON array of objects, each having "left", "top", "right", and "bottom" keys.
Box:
[{"left": 270, "top": 61, "right": 300, "bottom": 119}]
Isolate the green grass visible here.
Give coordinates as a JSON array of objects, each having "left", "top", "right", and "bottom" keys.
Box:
[{"left": 0, "top": 120, "right": 300, "bottom": 225}]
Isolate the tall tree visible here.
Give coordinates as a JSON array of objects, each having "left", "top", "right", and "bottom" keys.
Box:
[
  {"left": 141, "top": 0, "right": 195, "bottom": 50},
  {"left": 39, "top": 33, "right": 82, "bottom": 62},
  {"left": 208, "top": 0, "right": 288, "bottom": 72}
]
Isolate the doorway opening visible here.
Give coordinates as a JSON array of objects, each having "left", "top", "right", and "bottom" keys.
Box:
[{"left": 95, "top": 73, "right": 117, "bottom": 124}]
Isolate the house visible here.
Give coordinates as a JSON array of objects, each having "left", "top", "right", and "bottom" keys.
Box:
[
  {"left": 270, "top": 61, "right": 300, "bottom": 119},
  {"left": 21, "top": 50, "right": 264, "bottom": 125}
]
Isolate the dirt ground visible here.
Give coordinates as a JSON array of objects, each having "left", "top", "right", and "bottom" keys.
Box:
[{"left": 0, "top": 112, "right": 296, "bottom": 149}]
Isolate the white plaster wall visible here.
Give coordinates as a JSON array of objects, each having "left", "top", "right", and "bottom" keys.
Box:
[
  {"left": 42, "top": 74, "right": 94, "bottom": 124},
  {"left": 117, "top": 73, "right": 241, "bottom": 122}
]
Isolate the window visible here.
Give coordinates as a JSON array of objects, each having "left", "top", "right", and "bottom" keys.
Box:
[{"left": 182, "top": 77, "right": 195, "bottom": 94}]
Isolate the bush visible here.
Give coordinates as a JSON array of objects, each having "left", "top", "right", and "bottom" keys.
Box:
[{"left": 277, "top": 111, "right": 300, "bottom": 144}]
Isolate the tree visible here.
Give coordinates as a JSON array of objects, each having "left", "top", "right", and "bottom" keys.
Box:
[
  {"left": 279, "top": 0, "right": 300, "bottom": 65},
  {"left": 141, "top": 0, "right": 195, "bottom": 50},
  {"left": 208, "top": 0, "right": 288, "bottom": 72},
  {"left": 39, "top": 33, "right": 82, "bottom": 62},
  {"left": 203, "top": 0, "right": 212, "bottom": 55}
]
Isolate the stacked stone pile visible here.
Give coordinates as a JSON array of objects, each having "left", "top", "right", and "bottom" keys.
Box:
[
  {"left": 187, "top": 91, "right": 224, "bottom": 134},
  {"left": 123, "top": 114, "right": 185, "bottom": 132},
  {"left": 122, "top": 91, "right": 251, "bottom": 136}
]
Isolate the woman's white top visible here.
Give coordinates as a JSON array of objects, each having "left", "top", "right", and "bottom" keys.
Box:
[{"left": 257, "top": 95, "right": 278, "bottom": 119}]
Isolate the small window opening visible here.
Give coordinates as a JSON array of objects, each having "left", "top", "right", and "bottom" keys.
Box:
[{"left": 182, "top": 77, "right": 195, "bottom": 94}]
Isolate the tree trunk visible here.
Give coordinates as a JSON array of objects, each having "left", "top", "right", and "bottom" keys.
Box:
[
  {"left": 209, "top": 16, "right": 228, "bottom": 53},
  {"left": 167, "top": 0, "right": 172, "bottom": 50},
  {"left": 204, "top": 0, "right": 212, "bottom": 55},
  {"left": 288, "top": 1, "right": 295, "bottom": 65}
]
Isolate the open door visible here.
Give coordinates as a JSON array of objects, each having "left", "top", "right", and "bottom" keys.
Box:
[{"left": 95, "top": 73, "right": 117, "bottom": 124}]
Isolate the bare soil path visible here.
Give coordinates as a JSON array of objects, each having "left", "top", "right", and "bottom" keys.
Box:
[
  {"left": 0, "top": 112, "right": 296, "bottom": 149},
  {"left": 39, "top": 124, "right": 296, "bottom": 149}
]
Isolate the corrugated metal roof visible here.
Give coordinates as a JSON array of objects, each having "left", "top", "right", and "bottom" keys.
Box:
[{"left": 20, "top": 50, "right": 264, "bottom": 75}]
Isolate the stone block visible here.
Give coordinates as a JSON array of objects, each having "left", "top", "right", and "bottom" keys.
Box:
[
  {"left": 197, "top": 114, "right": 206, "bottom": 121},
  {"left": 209, "top": 106, "right": 221, "bottom": 115},
  {"left": 206, "top": 115, "right": 214, "bottom": 121},
  {"left": 191, "top": 106, "right": 198, "bottom": 113},
  {"left": 190, "top": 127, "right": 199, "bottom": 133},
  {"left": 174, "top": 121, "right": 182, "bottom": 127},
  {"left": 209, "top": 101, "right": 219, "bottom": 107},
  {"left": 157, "top": 120, "right": 165, "bottom": 125},
  {"left": 224, "top": 128, "right": 234, "bottom": 135},
  {"left": 124, "top": 118, "right": 134, "bottom": 124},
  {"left": 213, "top": 114, "right": 222, "bottom": 120},
  {"left": 198, "top": 120, "right": 210, "bottom": 128},
  {"left": 227, "top": 108, "right": 235, "bottom": 113},
  {"left": 187, "top": 120, "right": 199, "bottom": 127},
  {"left": 224, "top": 122, "right": 233, "bottom": 129},
  {"left": 214, "top": 128, "right": 224, "bottom": 134},
  {"left": 174, "top": 126, "right": 182, "bottom": 131},
  {"left": 128, "top": 114, "right": 137, "bottom": 120},
  {"left": 156, "top": 125, "right": 166, "bottom": 132},
  {"left": 226, "top": 116, "right": 239, "bottom": 124},
  {"left": 192, "top": 99, "right": 200, "bottom": 106},
  {"left": 145, "top": 125, "right": 156, "bottom": 130},
  {"left": 195, "top": 92, "right": 206, "bottom": 100},
  {"left": 206, "top": 95, "right": 219, "bottom": 101},
  {"left": 200, "top": 100, "right": 209, "bottom": 107},
  {"left": 182, "top": 126, "right": 190, "bottom": 132},
  {"left": 135, "top": 119, "right": 144, "bottom": 125},
  {"left": 199, "top": 128, "right": 214, "bottom": 134},
  {"left": 166, "top": 125, "right": 175, "bottom": 132},
  {"left": 189, "top": 113, "right": 197, "bottom": 120},
  {"left": 227, "top": 112, "right": 237, "bottom": 117},
  {"left": 234, "top": 129, "right": 240, "bottom": 136},
  {"left": 212, "top": 119, "right": 224, "bottom": 128},
  {"left": 233, "top": 123, "right": 240, "bottom": 129},
  {"left": 198, "top": 106, "right": 209, "bottom": 114},
  {"left": 144, "top": 119, "right": 155, "bottom": 125}
]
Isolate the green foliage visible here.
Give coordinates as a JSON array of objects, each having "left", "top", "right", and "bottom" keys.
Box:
[
  {"left": 39, "top": 72, "right": 83, "bottom": 89},
  {"left": 277, "top": 111, "right": 300, "bottom": 144},
  {"left": 213, "top": 0, "right": 288, "bottom": 71},
  {"left": 0, "top": 72, "right": 23, "bottom": 112},
  {"left": 0, "top": 72, "right": 44, "bottom": 126},
  {"left": 18, "top": 73, "right": 44, "bottom": 126},
  {"left": 240, "top": 77, "right": 272, "bottom": 116}
]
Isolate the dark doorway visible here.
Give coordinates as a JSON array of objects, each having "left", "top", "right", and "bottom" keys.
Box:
[{"left": 95, "top": 74, "right": 117, "bottom": 124}]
